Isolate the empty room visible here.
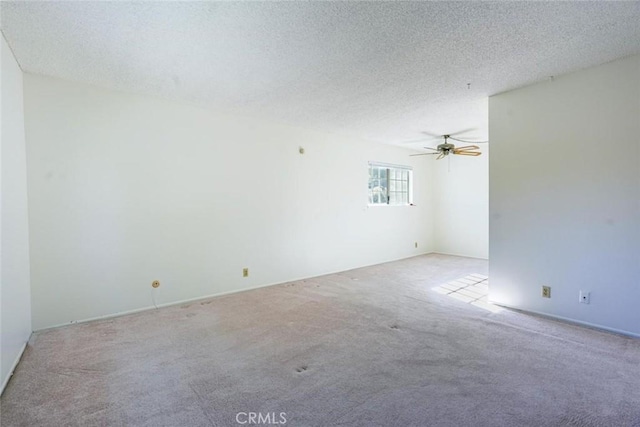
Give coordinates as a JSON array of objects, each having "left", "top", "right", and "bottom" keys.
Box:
[{"left": 1, "top": 2, "right": 639, "bottom": 426}]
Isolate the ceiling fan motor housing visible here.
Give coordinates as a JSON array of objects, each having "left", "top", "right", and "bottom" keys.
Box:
[{"left": 438, "top": 143, "right": 455, "bottom": 154}]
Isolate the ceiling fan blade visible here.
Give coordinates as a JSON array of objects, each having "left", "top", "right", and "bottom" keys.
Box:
[
  {"left": 400, "top": 136, "right": 443, "bottom": 144},
  {"left": 419, "top": 129, "right": 485, "bottom": 143},
  {"left": 449, "top": 128, "right": 479, "bottom": 137},
  {"left": 420, "top": 130, "right": 445, "bottom": 138},
  {"left": 454, "top": 145, "right": 480, "bottom": 151},
  {"left": 410, "top": 152, "right": 440, "bottom": 157},
  {"left": 449, "top": 136, "right": 489, "bottom": 144},
  {"left": 453, "top": 150, "right": 482, "bottom": 156}
]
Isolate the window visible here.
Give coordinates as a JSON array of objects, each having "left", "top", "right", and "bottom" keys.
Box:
[{"left": 368, "top": 162, "right": 413, "bottom": 205}]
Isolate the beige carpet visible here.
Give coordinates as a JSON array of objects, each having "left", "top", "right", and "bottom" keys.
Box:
[{"left": 2, "top": 254, "right": 639, "bottom": 426}]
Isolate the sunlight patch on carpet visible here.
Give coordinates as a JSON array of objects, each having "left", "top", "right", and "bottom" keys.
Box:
[{"left": 432, "top": 274, "right": 501, "bottom": 313}]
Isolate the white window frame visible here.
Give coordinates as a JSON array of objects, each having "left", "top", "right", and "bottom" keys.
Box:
[{"left": 368, "top": 162, "right": 413, "bottom": 206}]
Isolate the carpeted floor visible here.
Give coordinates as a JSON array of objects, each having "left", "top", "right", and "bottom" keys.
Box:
[{"left": 2, "top": 254, "right": 639, "bottom": 426}]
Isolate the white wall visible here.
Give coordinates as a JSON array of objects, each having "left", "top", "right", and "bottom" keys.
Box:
[
  {"left": 23, "top": 74, "right": 434, "bottom": 330},
  {"left": 1, "top": 35, "right": 32, "bottom": 392},
  {"left": 432, "top": 147, "right": 488, "bottom": 259},
  {"left": 489, "top": 55, "right": 640, "bottom": 336}
]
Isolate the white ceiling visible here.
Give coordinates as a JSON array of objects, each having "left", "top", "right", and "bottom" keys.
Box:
[{"left": 2, "top": 1, "right": 639, "bottom": 145}]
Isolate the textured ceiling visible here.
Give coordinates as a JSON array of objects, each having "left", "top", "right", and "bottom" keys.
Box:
[{"left": 2, "top": 1, "right": 639, "bottom": 145}]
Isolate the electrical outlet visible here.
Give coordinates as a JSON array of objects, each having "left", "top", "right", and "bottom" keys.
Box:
[
  {"left": 243, "top": 268, "right": 249, "bottom": 277},
  {"left": 414, "top": 242, "right": 418, "bottom": 248},
  {"left": 152, "top": 280, "right": 160, "bottom": 288},
  {"left": 542, "top": 286, "right": 551, "bottom": 298},
  {"left": 579, "top": 290, "right": 590, "bottom": 304}
]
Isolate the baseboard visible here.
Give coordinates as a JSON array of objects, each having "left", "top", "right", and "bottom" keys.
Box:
[
  {"left": 38, "top": 280, "right": 291, "bottom": 331},
  {"left": 432, "top": 251, "right": 489, "bottom": 260},
  {"left": 36, "top": 252, "right": 434, "bottom": 332},
  {"left": 491, "top": 302, "right": 640, "bottom": 339},
  {"left": 1, "top": 341, "right": 28, "bottom": 396}
]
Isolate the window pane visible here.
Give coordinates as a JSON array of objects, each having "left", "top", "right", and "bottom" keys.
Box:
[
  {"left": 368, "top": 163, "right": 412, "bottom": 205},
  {"left": 370, "top": 170, "right": 388, "bottom": 203}
]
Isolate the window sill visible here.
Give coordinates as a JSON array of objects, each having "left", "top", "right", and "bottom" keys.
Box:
[{"left": 367, "top": 203, "right": 416, "bottom": 207}]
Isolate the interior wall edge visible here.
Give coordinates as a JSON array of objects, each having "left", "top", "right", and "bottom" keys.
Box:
[
  {"left": 1, "top": 33, "right": 33, "bottom": 393},
  {"left": 0, "top": 341, "right": 29, "bottom": 397}
]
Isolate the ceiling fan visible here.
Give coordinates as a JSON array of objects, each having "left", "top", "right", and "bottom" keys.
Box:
[{"left": 407, "top": 131, "right": 488, "bottom": 160}]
